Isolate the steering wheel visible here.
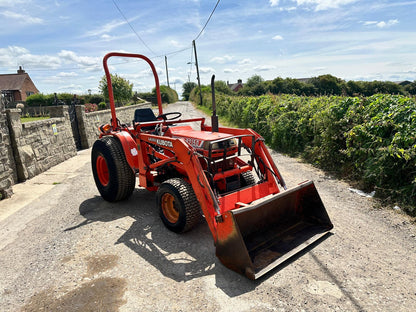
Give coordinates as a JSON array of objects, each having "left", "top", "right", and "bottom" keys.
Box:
[{"left": 157, "top": 112, "right": 182, "bottom": 121}]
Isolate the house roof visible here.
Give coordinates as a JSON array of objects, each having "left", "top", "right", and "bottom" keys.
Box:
[
  {"left": 228, "top": 79, "right": 243, "bottom": 91},
  {"left": 0, "top": 73, "right": 29, "bottom": 91}
]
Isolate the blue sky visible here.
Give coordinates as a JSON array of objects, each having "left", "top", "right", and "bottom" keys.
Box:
[{"left": 1, "top": 0, "right": 416, "bottom": 96}]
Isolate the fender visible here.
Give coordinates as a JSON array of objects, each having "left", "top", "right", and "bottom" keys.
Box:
[{"left": 113, "top": 131, "right": 140, "bottom": 171}]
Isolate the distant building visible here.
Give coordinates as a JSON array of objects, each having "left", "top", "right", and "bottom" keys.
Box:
[
  {"left": 0, "top": 66, "right": 39, "bottom": 105},
  {"left": 227, "top": 79, "right": 244, "bottom": 92}
]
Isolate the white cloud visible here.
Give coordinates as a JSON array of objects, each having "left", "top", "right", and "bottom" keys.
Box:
[
  {"left": 293, "top": 0, "right": 358, "bottom": 11},
  {"left": 138, "top": 67, "right": 164, "bottom": 77},
  {"left": 254, "top": 65, "right": 276, "bottom": 71},
  {"left": 210, "top": 55, "right": 234, "bottom": 64},
  {"left": 100, "top": 34, "right": 114, "bottom": 41},
  {"left": 377, "top": 19, "right": 399, "bottom": 28},
  {"left": 85, "top": 19, "right": 126, "bottom": 37},
  {"left": 363, "top": 19, "right": 399, "bottom": 28},
  {"left": 169, "top": 40, "right": 181, "bottom": 47},
  {"left": 272, "top": 35, "right": 284, "bottom": 40},
  {"left": 1, "top": 10, "right": 44, "bottom": 24},
  {"left": 279, "top": 6, "right": 297, "bottom": 12},
  {"left": 224, "top": 68, "right": 237, "bottom": 73},
  {"left": 0, "top": 0, "right": 26, "bottom": 6},
  {"left": 58, "top": 50, "right": 100, "bottom": 67},
  {"left": 170, "top": 77, "right": 185, "bottom": 85},
  {"left": 199, "top": 67, "right": 215, "bottom": 74},
  {"left": 0, "top": 46, "right": 61, "bottom": 69},
  {"left": 269, "top": 0, "right": 280, "bottom": 6},
  {"left": 6, "top": 46, "right": 30, "bottom": 55},
  {"left": 238, "top": 58, "right": 253, "bottom": 65},
  {"left": 57, "top": 72, "right": 78, "bottom": 77},
  {"left": 58, "top": 84, "right": 84, "bottom": 93}
]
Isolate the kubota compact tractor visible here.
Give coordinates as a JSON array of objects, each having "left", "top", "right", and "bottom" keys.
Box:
[{"left": 91, "top": 52, "right": 333, "bottom": 280}]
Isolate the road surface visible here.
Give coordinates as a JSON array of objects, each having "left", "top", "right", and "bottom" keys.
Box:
[{"left": 1, "top": 102, "right": 415, "bottom": 311}]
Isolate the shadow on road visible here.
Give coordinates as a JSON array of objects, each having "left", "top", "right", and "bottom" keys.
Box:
[{"left": 65, "top": 188, "right": 257, "bottom": 296}]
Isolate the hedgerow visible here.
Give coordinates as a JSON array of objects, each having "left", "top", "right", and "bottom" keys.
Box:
[{"left": 192, "top": 91, "right": 416, "bottom": 216}]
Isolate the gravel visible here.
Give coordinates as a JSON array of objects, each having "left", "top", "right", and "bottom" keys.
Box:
[{"left": 0, "top": 101, "right": 415, "bottom": 312}]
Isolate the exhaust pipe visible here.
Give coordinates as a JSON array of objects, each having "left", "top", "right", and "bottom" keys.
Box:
[{"left": 211, "top": 74, "right": 219, "bottom": 132}]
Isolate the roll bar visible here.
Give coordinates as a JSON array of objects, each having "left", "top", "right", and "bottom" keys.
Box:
[{"left": 103, "top": 52, "right": 163, "bottom": 129}]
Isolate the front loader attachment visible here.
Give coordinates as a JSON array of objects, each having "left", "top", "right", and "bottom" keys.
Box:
[{"left": 215, "top": 180, "right": 333, "bottom": 280}]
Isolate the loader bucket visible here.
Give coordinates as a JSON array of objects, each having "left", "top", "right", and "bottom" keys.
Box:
[{"left": 215, "top": 180, "right": 333, "bottom": 280}]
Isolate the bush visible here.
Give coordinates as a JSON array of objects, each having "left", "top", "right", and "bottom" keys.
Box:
[
  {"left": 26, "top": 93, "right": 47, "bottom": 106},
  {"left": 98, "top": 102, "right": 107, "bottom": 110},
  {"left": 26, "top": 93, "right": 81, "bottom": 106},
  {"left": 158, "top": 85, "right": 179, "bottom": 104},
  {"left": 137, "top": 92, "right": 156, "bottom": 104},
  {"left": 192, "top": 92, "right": 416, "bottom": 216},
  {"left": 85, "top": 103, "right": 98, "bottom": 113},
  {"left": 87, "top": 94, "right": 105, "bottom": 104}
]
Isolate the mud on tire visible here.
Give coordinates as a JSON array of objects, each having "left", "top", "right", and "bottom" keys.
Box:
[
  {"left": 91, "top": 136, "right": 135, "bottom": 202},
  {"left": 156, "top": 178, "right": 202, "bottom": 233}
]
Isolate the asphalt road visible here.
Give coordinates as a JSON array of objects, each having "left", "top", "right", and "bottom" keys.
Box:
[{"left": 1, "top": 102, "right": 415, "bottom": 312}]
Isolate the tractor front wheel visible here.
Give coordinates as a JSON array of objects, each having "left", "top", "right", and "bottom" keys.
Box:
[
  {"left": 91, "top": 136, "right": 135, "bottom": 202},
  {"left": 156, "top": 178, "right": 201, "bottom": 233}
]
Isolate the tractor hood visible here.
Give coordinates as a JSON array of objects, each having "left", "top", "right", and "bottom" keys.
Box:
[{"left": 165, "top": 126, "right": 235, "bottom": 150}]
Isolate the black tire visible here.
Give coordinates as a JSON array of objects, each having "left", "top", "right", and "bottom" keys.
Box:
[
  {"left": 91, "top": 136, "right": 135, "bottom": 202},
  {"left": 156, "top": 178, "right": 201, "bottom": 233},
  {"left": 241, "top": 171, "right": 256, "bottom": 187}
]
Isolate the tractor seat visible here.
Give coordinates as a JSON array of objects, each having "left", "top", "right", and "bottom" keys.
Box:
[{"left": 134, "top": 108, "right": 157, "bottom": 131}]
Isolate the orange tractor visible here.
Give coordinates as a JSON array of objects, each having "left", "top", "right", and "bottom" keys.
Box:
[{"left": 92, "top": 52, "right": 333, "bottom": 280}]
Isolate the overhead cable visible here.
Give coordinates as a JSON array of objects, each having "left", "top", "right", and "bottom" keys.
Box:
[
  {"left": 111, "top": 0, "right": 157, "bottom": 56},
  {"left": 194, "top": 0, "right": 221, "bottom": 41}
]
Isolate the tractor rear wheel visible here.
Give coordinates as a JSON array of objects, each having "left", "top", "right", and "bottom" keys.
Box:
[
  {"left": 156, "top": 178, "right": 201, "bottom": 233},
  {"left": 91, "top": 136, "right": 135, "bottom": 202},
  {"left": 241, "top": 171, "right": 256, "bottom": 187}
]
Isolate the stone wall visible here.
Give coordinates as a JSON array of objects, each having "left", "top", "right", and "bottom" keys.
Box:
[
  {"left": 6, "top": 106, "right": 77, "bottom": 182},
  {"left": 0, "top": 102, "right": 151, "bottom": 198},
  {"left": 0, "top": 111, "right": 17, "bottom": 198},
  {"left": 76, "top": 103, "right": 151, "bottom": 149}
]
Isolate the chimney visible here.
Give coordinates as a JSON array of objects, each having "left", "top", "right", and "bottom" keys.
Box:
[
  {"left": 17, "top": 66, "right": 25, "bottom": 74},
  {"left": 237, "top": 79, "right": 242, "bottom": 84}
]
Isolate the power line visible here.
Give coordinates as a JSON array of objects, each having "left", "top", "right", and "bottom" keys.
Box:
[
  {"left": 194, "top": 0, "right": 221, "bottom": 41},
  {"left": 111, "top": 0, "right": 157, "bottom": 56}
]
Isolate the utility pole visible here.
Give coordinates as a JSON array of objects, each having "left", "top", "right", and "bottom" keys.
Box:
[
  {"left": 192, "top": 40, "right": 203, "bottom": 106},
  {"left": 165, "top": 55, "right": 170, "bottom": 88}
]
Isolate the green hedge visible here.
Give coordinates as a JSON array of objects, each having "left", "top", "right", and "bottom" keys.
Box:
[
  {"left": 139, "top": 86, "right": 179, "bottom": 104},
  {"left": 194, "top": 91, "right": 416, "bottom": 216},
  {"left": 26, "top": 93, "right": 106, "bottom": 107}
]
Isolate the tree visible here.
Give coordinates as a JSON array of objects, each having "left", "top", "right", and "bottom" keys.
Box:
[
  {"left": 99, "top": 74, "right": 133, "bottom": 106},
  {"left": 182, "top": 82, "right": 197, "bottom": 100},
  {"left": 214, "top": 80, "right": 232, "bottom": 95},
  {"left": 345, "top": 80, "right": 363, "bottom": 96},
  {"left": 310, "top": 74, "right": 343, "bottom": 95},
  {"left": 245, "top": 75, "right": 264, "bottom": 88},
  {"left": 239, "top": 75, "right": 267, "bottom": 96},
  {"left": 404, "top": 81, "right": 416, "bottom": 95},
  {"left": 155, "top": 85, "right": 179, "bottom": 103}
]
